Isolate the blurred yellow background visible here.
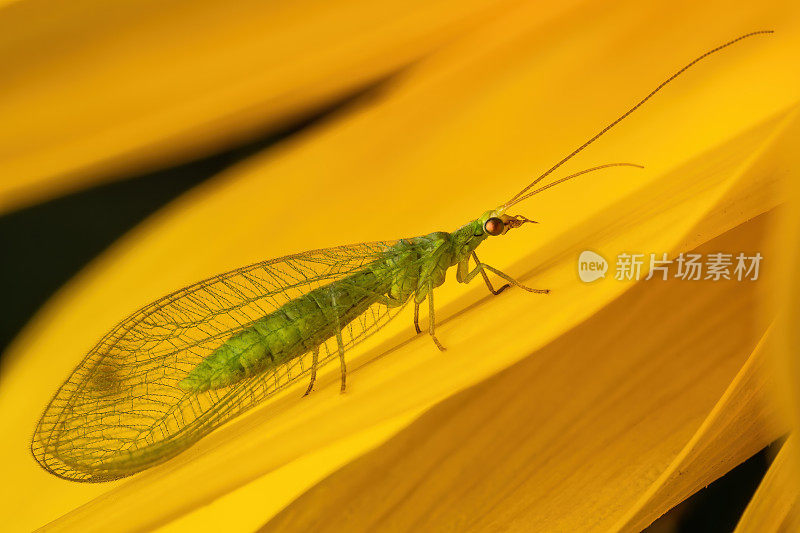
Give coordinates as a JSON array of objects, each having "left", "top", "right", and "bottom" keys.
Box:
[{"left": 0, "top": 0, "right": 798, "bottom": 531}]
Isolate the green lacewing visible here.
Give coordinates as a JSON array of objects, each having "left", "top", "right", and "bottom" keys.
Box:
[{"left": 32, "top": 31, "right": 772, "bottom": 482}]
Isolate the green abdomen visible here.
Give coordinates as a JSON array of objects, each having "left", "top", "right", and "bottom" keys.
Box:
[{"left": 179, "top": 269, "right": 390, "bottom": 392}]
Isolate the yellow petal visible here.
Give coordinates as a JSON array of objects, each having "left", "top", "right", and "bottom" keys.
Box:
[
  {"left": 1, "top": 0, "right": 798, "bottom": 530},
  {"left": 256, "top": 216, "right": 779, "bottom": 532},
  {"left": 0, "top": 0, "right": 524, "bottom": 212},
  {"left": 734, "top": 436, "right": 800, "bottom": 533},
  {"left": 616, "top": 325, "right": 785, "bottom": 531},
  {"left": 40, "top": 206, "right": 781, "bottom": 532},
  {"left": 5, "top": 113, "right": 794, "bottom": 531}
]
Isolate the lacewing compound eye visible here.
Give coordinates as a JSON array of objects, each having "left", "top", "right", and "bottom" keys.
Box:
[{"left": 484, "top": 217, "right": 505, "bottom": 236}]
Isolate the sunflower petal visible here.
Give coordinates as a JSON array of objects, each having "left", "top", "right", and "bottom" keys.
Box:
[
  {"left": 734, "top": 437, "right": 800, "bottom": 533},
  {"left": 2, "top": 1, "right": 799, "bottom": 529},
  {"left": 0, "top": 0, "right": 524, "bottom": 212}
]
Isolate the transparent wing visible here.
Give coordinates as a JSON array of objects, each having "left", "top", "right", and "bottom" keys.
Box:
[{"left": 32, "top": 241, "right": 410, "bottom": 482}]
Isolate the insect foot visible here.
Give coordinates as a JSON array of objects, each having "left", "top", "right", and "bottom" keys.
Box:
[
  {"left": 430, "top": 334, "right": 447, "bottom": 351},
  {"left": 520, "top": 284, "right": 550, "bottom": 294}
]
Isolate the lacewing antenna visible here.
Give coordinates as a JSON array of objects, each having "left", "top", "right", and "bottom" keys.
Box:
[
  {"left": 504, "top": 163, "right": 644, "bottom": 207},
  {"left": 503, "top": 30, "right": 774, "bottom": 208}
]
